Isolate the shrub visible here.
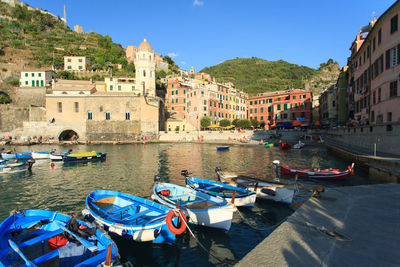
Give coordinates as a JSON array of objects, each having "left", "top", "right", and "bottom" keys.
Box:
[
  {"left": 200, "top": 116, "right": 211, "bottom": 129},
  {"left": 237, "top": 119, "right": 251, "bottom": 128},
  {"left": 232, "top": 118, "right": 239, "bottom": 126},
  {"left": 219, "top": 119, "right": 231, "bottom": 127},
  {"left": 251, "top": 119, "right": 259, "bottom": 127},
  {"left": 260, "top": 121, "right": 266, "bottom": 128}
]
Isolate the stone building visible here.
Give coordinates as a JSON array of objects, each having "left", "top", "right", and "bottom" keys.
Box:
[
  {"left": 134, "top": 38, "right": 156, "bottom": 97},
  {"left": 319, "top": 86, "right": 338, "bottom": 126},
  {"left": 74, "top": 25, "right": 83, "bottom": 33}
]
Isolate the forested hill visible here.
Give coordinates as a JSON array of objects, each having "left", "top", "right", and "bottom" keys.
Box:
[{"left": 201, "top": 57, "right": 339, "bottom": 96}]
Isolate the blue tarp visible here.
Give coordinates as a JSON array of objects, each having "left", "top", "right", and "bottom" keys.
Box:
[
  {"left": 282, "top": 121, "right": 292, "bottom": 127},
  {"left": 296, "top": 117, "right": 306, "bottom": 122}
]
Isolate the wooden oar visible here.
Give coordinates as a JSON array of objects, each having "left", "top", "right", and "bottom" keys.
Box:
[
  {"left": 8, "top": 240, "right": 36, "bottom": 267},
  {"left": 54, "top": 221, "right": 98, "bottom": 253}
]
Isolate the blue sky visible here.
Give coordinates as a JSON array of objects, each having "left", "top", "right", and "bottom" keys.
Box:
[{"left": 23, "top": 0, "right": 396, "bottom": 71}]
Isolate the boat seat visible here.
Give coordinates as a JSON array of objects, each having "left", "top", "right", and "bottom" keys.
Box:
[
  {"left": 19, "top": 228, "right": 64, "bottom": 248},
  {"left": 32, "top": 249, "right": 59, "bottom": 265},
  {"left": 185, "top": 201, "right": 218, "bottom": 210},
  {"left": 109, "top": 204, "right": 136, "bottom": 215},
  {"left": 124, "top": 209, "right": 153, "bottom": 222}
]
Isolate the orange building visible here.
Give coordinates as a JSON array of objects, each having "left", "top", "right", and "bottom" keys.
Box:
[{"left": 248, "top": 89, "right": 312, "bottom": 127}]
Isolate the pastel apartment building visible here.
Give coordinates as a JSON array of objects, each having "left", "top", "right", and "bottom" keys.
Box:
[
  {"left": 104, "top": 77, "right": 137, "bottom": 93},
  {"left": 166, "top": 76, "right": 248, "bottom": 130},
  {"left": 350, "top": 1, "right": 400, "bottom": 125},
  {"left": 64, "top": 56, "right": 91, "bottom": 71},
  {"left": 20, "top": 70, "right": 55, "bottom": 87},
  {"left": 248, "top": 89, "right": 312, "bottom": 126}
]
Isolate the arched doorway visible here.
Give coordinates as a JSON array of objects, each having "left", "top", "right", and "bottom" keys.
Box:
[{"left": 59, "top": 129, "right": 79, "bottom": 141}]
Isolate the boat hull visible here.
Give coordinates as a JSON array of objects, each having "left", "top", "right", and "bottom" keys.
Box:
[
  {"left": 1, "top": 153, "right": 16, "bottom": 160},
  {"left": 32, "top": 152, "right": 50, "bottom": 159},
  {"left": 0, "top": 160, "right": 34, "bottom": 174},
  {"left": 153, "top": 183, "right": 236, "bottom": 232},
  {"left": 83, "top": 190, "right": 176, "bottom": 244},
  {"left": 216, "top": 146, "right": 229, "bottom": 151},
  {"left": 64, "top": 152, "right": 106, "bottom": 162},
  {"left": 280, "top": 164, "right": 354, "bottom": 179}
]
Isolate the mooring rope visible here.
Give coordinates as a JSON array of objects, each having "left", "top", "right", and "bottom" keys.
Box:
[{"left": 175, "top": 209, "right": 226, "bottom": 264}]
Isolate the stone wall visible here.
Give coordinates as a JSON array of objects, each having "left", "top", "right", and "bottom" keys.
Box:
[
  {"left": 11, "top": 87, "right": 47, "bottom": 107},
  {"left": 159, "top": 130, "right": 253, "bottom": 142},
  {"left": 86, "top": 121, "right": 141, "bottom": 140},
  {"left": 326, "top": 123, "right": 400, "bottom": 157},
  {"left": 29, "top": 106, "right": 46, "bottom": 121},
  {"left": 0, "top": 105, "right": 29, "bottom": 133}
]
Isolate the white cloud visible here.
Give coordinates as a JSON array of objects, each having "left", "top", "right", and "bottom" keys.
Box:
[
  {"left": 167, "top": 52, "right": 179, "bottom": 58},
  {"left": 181, "top": 61, "right": 187, "bottom": 65},
  {"left": 193, "top": 0, "right": 204, "bottom": 6}
]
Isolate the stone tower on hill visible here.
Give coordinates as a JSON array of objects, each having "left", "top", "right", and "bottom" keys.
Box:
[{"left": 134, "top": 38, "right": 156, "bottom": 97}]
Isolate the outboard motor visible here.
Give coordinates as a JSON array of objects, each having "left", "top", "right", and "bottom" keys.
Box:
[
  {"left": 215, "top": 167, "right": 222, "bottom": 173},
  {"left": 272, "top": 160, "right": 280, "bottom": 181},
  {"left": 181, "top": 170, "right": 189, "bottom": 177},
  {"left": 154, "top": 174, "right": 161, "bottom": 183}
]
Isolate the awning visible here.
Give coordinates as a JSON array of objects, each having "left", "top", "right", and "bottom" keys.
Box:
[
  {"left": 207, "top": 125, "right": 221, "bottom": 128},
  {"left": 292, "top": 120, "right": 302, "bottom": 127},
  {"left": 296, "top": 117, "right": 306, "bottom": 122},
  {"left": 222, "top": 125, "right": 235, "bottom": 129},
  {"left": 282, "top": 121, "right": 292, "bottom": 127}
]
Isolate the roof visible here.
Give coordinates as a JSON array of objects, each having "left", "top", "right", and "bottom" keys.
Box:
[
  {"left": 55, "top": 80, "right": 105, "bottom": 85},
  {"left": 52, "top": 86, "right": 95, "bottom": 91},
  {"left": 137, "top": 38, "right": 153, "bottom": 53}
]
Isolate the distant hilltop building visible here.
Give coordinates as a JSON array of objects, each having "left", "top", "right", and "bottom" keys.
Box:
[
  {"left": 190, "top": 66, "right": 195, "bottom": 74},
  {"left": 126, "top": 45, "right": 137, "bottom": 63},
  {"left": 64, "top": 56, "right": 91, "bottom": 71},
  {"left": 74, "top": 25, "right": 83, "bottom": 33}
]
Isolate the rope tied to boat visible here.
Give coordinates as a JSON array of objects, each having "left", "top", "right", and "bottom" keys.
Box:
[{"left": 176, "top": 209, "right": 227, "bottom": 264}]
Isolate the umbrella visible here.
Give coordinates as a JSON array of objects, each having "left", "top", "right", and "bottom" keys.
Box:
[
  {"left": 223, "top": 125, "right": 235, "bottom": 129},
  {"left": 292, "top": 120, "right": 302, "bottom": 127},
  {"left": 282, "top": 121, "right": 292, "bottom": 127},
  {"left": 207, "top": 125, "right": 221, "bottom": 128}
]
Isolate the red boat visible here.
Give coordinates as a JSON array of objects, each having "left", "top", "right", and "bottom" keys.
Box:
[
  {"left": 280, "top": 163, "right": 355, "bottom": 179},
  {"left": 279, "top": 141, "right": 292, "bottom": 149}
]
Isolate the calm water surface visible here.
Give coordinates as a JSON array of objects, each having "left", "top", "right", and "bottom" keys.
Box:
[{"left": 0, "top": 143, "right": 377, "bottom": 266}]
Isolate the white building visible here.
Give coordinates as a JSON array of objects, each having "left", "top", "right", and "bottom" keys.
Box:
[
  {"left": 64, "top": 56, "right": 91, "bottom": 71},
  {"left": 20, "top": 71, "right": 55, "bottom": 87}
]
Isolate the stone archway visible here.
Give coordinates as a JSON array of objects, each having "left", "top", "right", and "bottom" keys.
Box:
[{"left": 58, "top": 129, "right": 79, "bottom": 141}]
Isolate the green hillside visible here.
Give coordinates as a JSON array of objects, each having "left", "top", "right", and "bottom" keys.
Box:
[{"left": 201, "top": 57, "right": 323, "bottom": 95}]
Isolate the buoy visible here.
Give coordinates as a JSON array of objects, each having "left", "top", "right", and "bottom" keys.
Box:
[
  {"left": 50, "top": 162, "right": 55, "bottom": 167},
  {"left": 153, "top": 153, "right": 155, "bottom": 157},
  {"left": 206, "top": 149, "right": 208, "bottom": 152},
  {"left": 166, "top": 210, "right": 187, "bottom": 235},
  {"left": 140, "top": 155, "right": 142, "bottom": 158},
  {"left": 165, "top": 152, "right": 168, "bottom": 155},
  {"left": 106, "top": 158, "right": 108, "bottom": 162},
  {"left": 198, "top": 150, "right": 200, "bottom": 152},
  {"left": 124, "top": 157, "right": 126, "bottom": 160}
]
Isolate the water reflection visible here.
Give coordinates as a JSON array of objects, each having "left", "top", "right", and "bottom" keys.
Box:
[{"left": 0, "top": 143, "right": 376, "bottom": 266}]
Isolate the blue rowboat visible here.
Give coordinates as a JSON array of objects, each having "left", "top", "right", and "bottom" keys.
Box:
[
  {"left": 63, "top": 152, "right": 106, "bottom": 162},
  {"left": 82, "top": 190, "right": 182, "bottom": 245},
  {"left": 152, "top": 183, "right": 236, "bottom": 232},
  {"left": 216, "top": 146, "right": 229, "bottom": 151},
  {"left": 0, "top": 209, "right": 119, "bottom": 266},
  {"left": 15, "top": 153, "right": 33, "bottom": 161},
  {"left": 185, "top": 176, "right": 256, "bottom": 207},
  {"left": 0, "top": 160, "right": 34, "bottom": 174}
]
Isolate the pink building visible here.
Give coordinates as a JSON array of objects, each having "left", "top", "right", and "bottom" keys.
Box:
[
  {"left": 352, "top": 1, "right": 400, "bottom": 125},
  {"left": 126, "top": 45, "right": 137, "bottom": 63}
]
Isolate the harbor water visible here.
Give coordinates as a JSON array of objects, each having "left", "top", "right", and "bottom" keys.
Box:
[{"left": 0, "top": 143, "right": 377, "bottom": 266}]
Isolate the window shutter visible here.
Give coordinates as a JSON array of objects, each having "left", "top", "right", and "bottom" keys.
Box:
[
  {"left": 386, "top": 49, "right": 391, "bottom": 69},
  {"left": 398, "top": 44, "right": 400, "bottom": 65}
]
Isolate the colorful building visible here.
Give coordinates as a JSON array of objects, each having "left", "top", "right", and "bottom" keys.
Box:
[
  {"left": 248, "top": 89, "right": 312, "bottom": 127},
  {"left": 350, "top": 1, "right": 400, "bottom": 125},
  {"left": 104, "top": 77, "right": 137, "bottom": 93},
  {"left": 318, "top": 86, "right": 338, "bottom": 125},
  {"left": 20, "top": 71, "right": 55, "bottom": 87}
]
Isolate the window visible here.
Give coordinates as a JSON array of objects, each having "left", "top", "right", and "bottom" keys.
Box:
[
  {"left": 261, "top": 107, "right": 264, "bottom": 113},
  {"left": 110, "top": 85, "right": 113, "bottom": 91},
  {"left": 204, "top": 106, "right": 206, "bottom": 111},
  {"left": 386, "top": 49, "right": 391, "bottom": 69},
  {"left": 38, "top": 73, "right": 41, "bottom": 77},
  {"left": 172, "top": 84, "right": 174, "bottom": 88},
  {"left": 371, "top": 111, "right": 375, "bottom": 122},
  {"left": 303, "top": 94, "right": 306, "bottom": 98},
  {"left": 292, "top": 112, "right": 295, "bottom": 119},
  {"left": 277, "top": 98, "right": 281, "bottom": 101},
  {"left": 250, "top": 109, "right": 253, "bottom": 114},
  {"left": 131, "top": 86, "right": 135, "bottom": 91},
  {"left": 57, "top": 102, "right": 62, "bottom": 113},
  {"left": 143, "top": 70, "right": 146, "bottom": 77},
  {"left": 87, "top": 112, "right": 92, "bottom": 120},
  {"left": 283, "top": 113, "right": 287, "bottom": 119},
  {"left": 125, "top": 112, "right": 130, "bottom": 120},
  {"left": 387, "top": 112, "right": 392, "bottom": 122},
  {"left": 67, "top": 58, "right": 71, "bottom": 62},
  {"left": 391, "top": 15, "right": 398, "bottom": 34},
  {"left": 301, "top": 112, "right": 305, "bottom": 118},
  {"left": 250, "top": 101, "right": 253, "bottom": 105},
  {"left": 74, "top": 102, "right": 79, "bottom": 112},
  {"left": 171, "top": 91, "right": 174, "bottom": 96},
  {"left": 67, "top": 66, "right": 71, "bottom": 70},
  {"left": 293, "top": 95, "right": 296, "bottom": 100},
  {"left": 268, "top": 106, "right": 271, "bottom": 112},
  {"left": 176, "top": 99, "right": 178, "bottom": 103},
  {"left": 277, "top": 104, "right": 281, "bottom": 110},
  {"left": 78, "top": 58, "right": 82, "bottom": 62},
  {"left": 255, "top": 101, "right": 258, "bottom": 105},
  {"left": 184, "top": 98, "right": 186, "bottom": 103},
  {"left": 378, "top": 29, "right": 382, "bottom": 44},
  {"left": 31, "top": 73, "right": 34, "bottom": 77},
  {"left": 391, "top": 47, "right": 398, "bottom": 67},
  {"left": 255, "top": 108, "right": 257, "bottom": 113},
  {"left": 176, "top": 90, "right": 178, "bottom": 95},
  {"left": 171, "top": 99, "right": 174, "bottom": 104},
  {"left": 25, "top": 73, "right": 28, "bottom": 77},
  {"left": 172, "top": 107, "right": 174, "bottom": 110},
  {"left": 25, "top": 81, "right": 28, "bottom": 85},
  {"left": 118, "top": 85, "right": 121, "bottom": 91},
  {"left": 268, "top": 116, "right": 271, "bottom": 120},
  {"left": 110, "top": 77, "right": 113, "bottom": 81},
  {"left": 373, "top": 91, "right": 376, "bottom": 104},
  {"left": 390, "top": 81, "right": 398, "bottom": 97},
  {"left": 373, "top": 37, "right": 376, "bottom": 51},
  {"left": 78, "top": 66, "right": 83, "bottom": 70},
  {"left": 106, "top": 113, "right": 110, "bottom": 120},
  {"left": 284, "top": 104, "right": 287, "bottom": 110},
  {"left": 40, "top": 80, "right": 44, "bottom": 86},
  {"left": 332, "top": 101, "right": 335, "bottom": 107}
]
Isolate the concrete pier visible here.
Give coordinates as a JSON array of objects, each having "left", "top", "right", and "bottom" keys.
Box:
[{"left": 236, "top": 184, "right": 400, "bottom": 267}]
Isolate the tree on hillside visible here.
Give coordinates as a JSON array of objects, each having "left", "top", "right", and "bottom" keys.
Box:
[
  {"left": 200, "top": 116, "right": 211, "bottom": 129},
  {"left": 156, "top": 70, "right": 167, "bottom": 79},
  {"left": 164, "top": 56, "right": 174, "bottom": 65},
  {"left": 219, "top": 119, "right": 231, "bottom": 127}
]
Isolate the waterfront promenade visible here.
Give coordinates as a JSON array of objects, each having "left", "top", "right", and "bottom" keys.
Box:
[{"left": 236, "top": 183, "right": 400, "bottom": 267}]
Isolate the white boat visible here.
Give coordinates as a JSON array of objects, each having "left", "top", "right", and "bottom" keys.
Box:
[
  {"left": 293, "top": 141, "right": 305, "bottom": 149},
  {"left": 152, "top": 182, "right": 237, "bottom": 232},
  {"left": 31, "top": 151, "right": 50, "bottom": 159},
  {"left": 215, "top": 167, "right": 295, "bottom": 205}
]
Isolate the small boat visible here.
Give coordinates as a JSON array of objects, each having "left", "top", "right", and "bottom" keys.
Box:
[
  {"left": 265, "top": 142, "right": 274, "bottom": 148},
  {"left": 215, "top": 167, "right": 295, "bottom": 205},
  {"left": 50, "top": 150, "right": 71, "bottom": 161},
  {"left": 32, "top": 151, "right": 51, "bottom": 160},
  {"left": 0, "top": 160, "right": 35, "bottom": 174},
  {"left": 280, "top": 163, "right": 355, "bottom": 179},
  {"left": 82, "top": 190, "right": 184, "bottom": 245},
  {"left": 0, "top": 209, "right": 119, "bottom": 266},
  {"left": 152, "top": 182, "right": 236, "bottom": 232},
  {"left": 1, "top": 150, "right": 16, "bottom": 160},
  {"left": 63, "top": 152, "right": 106, "bottom": 162},
  {"left": 216, "top": 146, "right": 230, "bottom": 151},
  {"left": 184, "top": 173, "right": 256, "bottom": 207},
  {"left": 293, "top": 141, "right": 305, "bottom": 149},
  {"left": 15, "top": 152, "right": 33, "bottom": 161},
  {"left": 279, "top": 141, "right": 291, "bottom": 149}
]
